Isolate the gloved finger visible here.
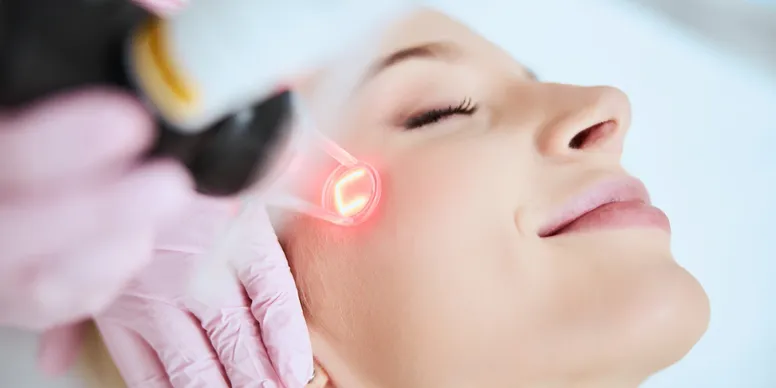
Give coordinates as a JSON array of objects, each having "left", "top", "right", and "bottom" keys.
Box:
[
  {"left": 0, "top": 161, "right": 192, "bottom": 259},
  {"left": 233, "top": 205, "right": 313, "bottom": 387},
  {"left": 0, "top": 89, "right": 152, "bottom": 192},
  {"left": 40, "top": 231, "right": 156, "bottom": 325},
  {"left": 95, "top": 322, "right": 172, "bottom": 388},
  {"left": 133, "top": 0, "right": 187, "bottom": 16},
  {"left": 0, "top": 230, "right": 155, "bottom": 330},
  {"left": 37, "top": 322, "right": 87, "bottom": 376},
  {"left": 186, "top": 267, "right": 280, "bottom": 386},
  {"left": 102, "top": 299, "right": 230, "bottom": 388}
]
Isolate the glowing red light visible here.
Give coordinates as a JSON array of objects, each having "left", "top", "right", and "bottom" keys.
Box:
[{"left": 322, "top": 163, "right": 379, "bottom": 224}]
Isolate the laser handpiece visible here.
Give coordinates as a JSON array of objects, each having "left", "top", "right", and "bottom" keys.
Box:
[{"left": 0, "top": 0, "right": 410, "bottom": 204}]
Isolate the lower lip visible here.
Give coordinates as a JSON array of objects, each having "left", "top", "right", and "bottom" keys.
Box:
[{"left": 555, "top": 201, "right": 671, "bottom": 235}]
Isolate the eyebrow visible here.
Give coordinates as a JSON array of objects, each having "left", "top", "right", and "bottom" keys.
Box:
[
  {"left": 359, "top": 42, "right": 459, "bottom": 87},
  {"left": 358, "top": 41, "right": 539, "bottom": 89}
]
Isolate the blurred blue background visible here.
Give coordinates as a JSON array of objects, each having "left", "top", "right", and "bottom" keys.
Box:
[{"left": 1, "top": 0, "right": 773, "bottom": 386}]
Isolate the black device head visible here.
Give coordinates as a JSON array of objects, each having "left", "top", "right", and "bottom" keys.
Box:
[{"left": 151, "top": 90, "right": 295, "bottom": 197}]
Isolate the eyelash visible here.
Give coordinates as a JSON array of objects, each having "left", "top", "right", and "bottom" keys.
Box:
[{"left": 402, "top": 98, "right": 478, "bottom": 130}]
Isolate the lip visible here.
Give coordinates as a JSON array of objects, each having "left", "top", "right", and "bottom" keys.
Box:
[{"left": 538, "top": 176, "right": 671, "bottom": 237}]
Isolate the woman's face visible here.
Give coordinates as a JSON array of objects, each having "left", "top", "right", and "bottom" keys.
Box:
[{"left": 284, "top": 9, "right": 710, "bottom": 388}]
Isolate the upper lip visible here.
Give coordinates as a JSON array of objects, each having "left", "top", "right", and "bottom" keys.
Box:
[{"left": 538, "top": 176, "right": 651, "bottom": 237}]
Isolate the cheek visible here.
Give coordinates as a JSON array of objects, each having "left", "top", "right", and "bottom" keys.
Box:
[
  {"left": 337, "top": 143, "right": 534, "bottom": 378},
  {"left": 348, "top": 206, "right": 524, "bottom": 384},
  {"left": 376, "top": 139, "right": 521, "bottom": 289},
  {"left": 380, "top": 136, "right": 521, "bottom": 224}
]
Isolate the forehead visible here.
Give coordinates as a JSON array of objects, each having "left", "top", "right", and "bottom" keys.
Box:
[
  {"left": 375, "top": 9, "right": 533, "bottom": 78},
  {"left": 295, "top": 9, "right": 533, "bottom": 126},
  {"left": 379, "top": 10, "right": 479, "bottom": 49}
]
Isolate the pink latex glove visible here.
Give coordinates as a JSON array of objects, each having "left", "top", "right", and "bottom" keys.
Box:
[
  {"left": 0, "top": 0, "right": 194, "bottom": 332},
  {"left": 0, "top": 89, "right": 194, "bottom": 330},
  {"left": 94, "top": 198, "right": 313, "bottom": 388},
  {"left": 32, "top": 1, "right": 312, "bottom": 386}
]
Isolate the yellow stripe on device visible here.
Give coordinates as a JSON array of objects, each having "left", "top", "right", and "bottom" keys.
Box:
[{"left": 131, "top": 18, "right": 199, "bottom": 124}]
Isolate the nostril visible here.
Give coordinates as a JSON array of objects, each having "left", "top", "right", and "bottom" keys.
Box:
[
  {"left": 568, "top": 127, "right": 593, "bottom": 149},
  {"left": 568, "top": 120, "right": 617, "bottom": 150}
]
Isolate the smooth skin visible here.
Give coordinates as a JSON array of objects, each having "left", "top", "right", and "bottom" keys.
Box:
[{"left": 282, "top": 8, "right": 711, "bottom": 388}]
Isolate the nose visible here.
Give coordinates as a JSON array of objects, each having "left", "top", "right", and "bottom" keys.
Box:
[{"left": 532, "top": 85, "right": 632, "bottom": 158}]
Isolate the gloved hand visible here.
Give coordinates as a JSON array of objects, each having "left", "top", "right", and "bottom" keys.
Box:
[
  {"left": 39, "top": 197, "right": 314, "bottom": 387},
  {"left": 0, "top": 0, "right": 195, "bottom": 331},
  {"left": 0, "top": 89, "right": 194, "bottom": 330},
  {"left": 96, "top": 198, "right": 313, "bottom": 388}
]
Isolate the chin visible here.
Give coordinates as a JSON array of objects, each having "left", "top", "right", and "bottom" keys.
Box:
[
  {"left": 624, "top": 260, "right": 710, "bottom": 377},
  {"left": 566, "top": 228, "right": 710, "bottom": 378}
]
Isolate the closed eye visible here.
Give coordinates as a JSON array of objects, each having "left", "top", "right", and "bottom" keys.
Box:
[{"left": 402, "top": 98, "right": 478, "bottom": 130}]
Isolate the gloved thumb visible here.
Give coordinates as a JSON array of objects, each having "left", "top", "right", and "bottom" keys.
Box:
[{"left": 37, "top": 322, "right": 87, "bottom": 376}]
